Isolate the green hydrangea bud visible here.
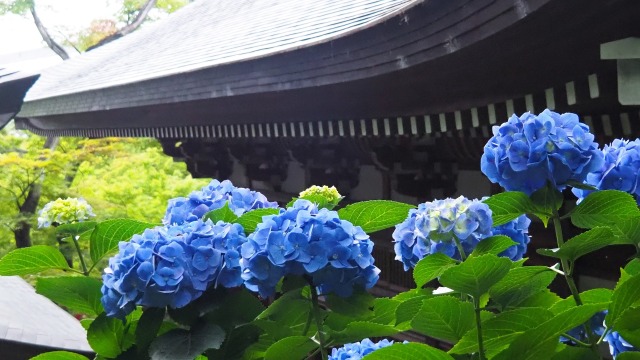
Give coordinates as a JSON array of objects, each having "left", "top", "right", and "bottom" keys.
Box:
[
  {"left": 298, "top": 185, "right": 343, "bottom": 210},
  {"left": 38, "top": 198, "right": 95, "bottom": 228}
]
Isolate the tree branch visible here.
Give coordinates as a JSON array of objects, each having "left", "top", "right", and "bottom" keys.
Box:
[
  {"left": 87, "top": 0, "right": 157, "bottom": 50},
  {"left": 30, "top": 5, "right": 69, "bottom": 60}
]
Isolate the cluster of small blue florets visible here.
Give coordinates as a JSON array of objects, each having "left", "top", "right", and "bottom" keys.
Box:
[
  {"left": 329, "top": 338, "right": 398, "bottom": 360},
  {"left": 492, "top": 214, "right": 531, "bottom": 261},
  {"left": 101, "top": 219, "right": 247, "bottom": 318},
  {"left": 392, "top": 196, "right": 494, "bottom": 270},
  {"left": 562, "top": 311, "right": 637, "bottom": 359},
  {"left": 163, "top": 179, "right": 278, "bottom": 225},
  {"left": 481, "top": 109, "right": 603, "bottom": 195},
  {"left": 573, "top": 138, "right": 640, "bottom": 204},
  {"left": 240, "top": 199, "right": 380, "bottom": 298}
]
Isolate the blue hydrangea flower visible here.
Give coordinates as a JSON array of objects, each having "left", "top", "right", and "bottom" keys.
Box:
[
  {"left": 481, "top": 110, "right": 604, "bottom": 195},
  {"left": 605, "top": 331, "right": 638, "bottom": 358},
  {"left": 163, "top": 179, "right": 278, "bottom": 225},
  {"left": 240, "top": 199, "right": 380, "bottom": 298},
  {"left": 573, "top": 138, "right": 640, "bottom": 204},
  {"left": 492, "top": 214, "right": 531, "bottom": 261},
  {"left": 329, "top": 338, "right": 399, "bottom": 360},
  {"left": 101, "top": 219, "right": 247, "bottom": 318},
  {"left": 560, "top": 311, "right": 638, "bottom": 359},
  {"left": 392, "top": 196, "right": 493, "bottom": 270}
]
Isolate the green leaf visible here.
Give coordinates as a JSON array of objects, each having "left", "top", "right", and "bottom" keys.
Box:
[
  {"left": 530, "top": 185, "right": 563, "bottom": 226},
  {"left": 618, "top": 353, "right": 640, "bottom": 360},
  {"left": 537, "top": 227, "right": 616, "bottom": 262},
  {"left": 612, "top": 216, "right": 640, "bottom": 245},
  {"left": 203, "top": 202, "right": 239, "bottom": 224},
  {"left": 489, "top": 266, "right": 557, "bottom": 309},
  {"left": 549, "top": 288, "right": 613, "bottom": 315},
  {"left": 493, "top": 304, "right": 606, "bottom": 360},
  {"left": 571, "top": 190, "right": 640, "bottom": 229},
  {"left": 470, "top": 235, "right": 517, "bottom": 257},
  {"left": 516, "top": 289, "right": 562, "bottom": 308},
  {"left": 450, "top": 307, "right": 554, "bottom": 356},
  {"left": 337, "top": 200, "right": 415, "bottom": 233},
  {"left": 35, "top": 276, "right": 103, "bottom": 316},
  {"left": 411, "top": 296, "right": 474, "bottom": 342},
  {"left": 625, "top": 259, "right": 640, "bottom": 277},
  {"left": 362, "top": 342, "right": 455, "bottom": 360},
  {"left": 235, "top": 208, "right": 280, "bottom": 234},
  {"left": 413, "top": 253, "right": 458, "bottom": 288},
  {"left": 551, "top": 345, "right": 599, "bottom": 360},
  {"left": 136, "top": 308, "right": 166, "bottom": 353},
  {"left": 205, "top": 323, "right": 261, "bottom": 360},
  {"left": 264, "top": 336, "right": 317, "bottom": 360},
  {"left": 325, "top": 291, "right": 376, "bottom": 319},
  {"left": 483, "top": 192, "right": 535, "bottom": 226},
  {"left": 87, "top": 313, "right": 126, "bottom": 358},
  {"left": 395, "top": 295, "right": 431, "bottom": 325},
  {"left": 148, "top": 322, "right": 225, "bottom": 360},
  {"left": 90, "top": 219, "right": 157, "bottom": 264},
  {"left": 607, "top": 273, "right": 640, "bottom": 329},
  {"left": 615, "top": 306, "right": 640, "bottom": 348},
  {"left": 56, "top": 221, "right": 97, "bottom": 237},
  {"left": 439, "top": 254, "right": 512, "bottom": 298},
  {"left": 0, "top": 246, "right": 71, "bottom": 275},
  {"left": 371, "top": 298, "right": 401, "bottom": 325},
  {"left": 330, "top": 321, "right": 402, "bottom": 343},
  {"left": 30, "top": 351, "right": 90, "bottom": 360},
  {"left": 204, "top": 289, "right": 266, "bottom": 330}
]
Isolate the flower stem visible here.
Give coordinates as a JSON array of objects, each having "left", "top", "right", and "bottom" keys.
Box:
[
  {"left": 473, "top": 297, "right": 486, "bottom": 360},
  {"left": 306, "top": 279, "right": 327, "bottom": 359},
  {"left": 71, "top": 235, "right": 89, "bottom": 276},
  {"left": 552, "top": 213, "right": 601, "bottom": 358},
  {"left": 452, "top": 235, "right": 468, "bottom": 261}
]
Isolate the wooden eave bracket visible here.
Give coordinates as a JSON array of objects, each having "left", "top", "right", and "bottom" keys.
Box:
[{"left": 601, "top": 37, "right": 640, "bottom": 105}]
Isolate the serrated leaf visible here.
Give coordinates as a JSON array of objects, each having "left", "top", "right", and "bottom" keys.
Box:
[
  {"left": 530, "top": 185, "right": 563, "bottom": 226},
  {"left": 35, "top": 276, "right": 103, "bottom": 316},
  {"left": 149, "top": 322, "right": 225, "bottom": 360},
  {"left": 549, "top": 288, "right": 613, "bottom": 315},
  {"left": 483, "top": 192, "right": 535, "bottom": 226},
  {"left": 371, "top": 298, "right": 401, "bottom": 325},
  {"left": 551, "top": 345, "right": 599, "bottom": 360},
  {"left": 615, "top": 306, "right": 640, "bottom": 348},
  {"left": 470, "top": 235, "right": 517, "bottom": 257},
  {"left": 56, "top": 221, "right": 97, "bottom": 237},
  {"left": 612, "top": 216, "right": 640, "bottom": 245},
  {"left": 264, "top": 336, "right": 316, "bottom": 360},
  {"left": 607, "top": 274, "right": 640, "bottom": 329},
  {"left": 203, "top": 203, "right": 239, "bottom": 224},
  {"left": 235, "top": 208, "right": 280, "bottom": 234},
  {"left": 489, "top": 266, "right": 556, "bottom": 309},
  {"left": 515, "top": 289, "right": 561, "bottom": 308},
  {"left": 537, "top": 227, "right": 616, "bottom": 262},
  {"left": 411, "top": 296, "right": 474, "bottom": 342},
  {"left": 330, "top": 321, "right": 402, "bottom": 343},
  {"left": 413, "top": 253, "right": 458, "bottom": 288},
  {"left": 136, "top": 308, "right": 166, "bottom": 353},
  {"left": 395, "top": 295, "right": 430, "bottom": 325},
  {"left": 618, "top": 353, "right": 640, "bottom": 360},
  {"left": 450, "top": 307, "right": 554, "bottom": 356},
  {"left": 90, "top": 219, "right": 157, "bottom": 264},
  {"left": 87, "top": 313, "right": 126, "bottom": 358},
  {"left": 30, "top": 351, "right": 90, "bottom": 360},
  {"left": 325, "top": 291, "right": 376, "bottom": 319},
  {"left": 571, "top": 190, "right": 640, "bottom": 229},
  {"left": 337, "top": 200, "right": 415, "bottom": 233},
  {"left": 362, "top": 342, "right": 455, "bottom": 360},
  {"left": 0, "top": 246, "right": 71, "bottom": 275},
  {"left": 439, "top": 254, "right": 511, "bottom": 298}
]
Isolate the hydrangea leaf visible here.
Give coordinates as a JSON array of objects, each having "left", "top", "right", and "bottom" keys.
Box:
[
  {"left": 30, "top": 352, "right": 90, "bottom": 360},
  {"left": 530, "top": 185, "right": 563, "bottom": 226},
  {"left": 263, "top": 336, "right": 317, "bottom": 360},
  {"left": 204, "top": 289, "right": 266, "bottom": 329},
  {"left": 148, "top": 322, "right": 225, "bottom": 360},
  {"left": 203, "top": 202, "right": 239, "bottom": 224},
  {"left": 625, "top": 259, "right": 640, "bottom": 277},
  {"left": 613, "top": 306, "right": 640, "bottom": 348},
  {"left": 87, "top": 313, "right": 126, "bottom": 358},
  {"left": 548, "top": 288, "right": 613, "bottom": 315},
  {"left": 0, "top": 245, "right": 71, "bottom": 275},
  {"left": 370, "top": 298, "right": 401, "bottom": 325},
  {"left": 89, "top": 218, "right": 158, "bottom": 264},
  {"left": 35, "top": 276, "right": 103, "bottom": 316},
  {"left": 136, "top": 308, "right": 166, "bottom": 353},
  {"left": 606, "top": 273, "right": 640, "bottom": 330},
  {"left": 337, "top": 200, "right": 415, "bottom": 233},
  {"left": 571, "top": 190, "right": 640, "bottom": 229},
  {"left": 410, "top": 296, "right": 475, "bottom": 343},
  {"left": 394, "top": 295, "right": 432, "bottom": 325},
  {"left": 449, "top": 307, "right": 554, "bottom": 356},
  {"left": 329, "top": 321, "right": 402, "bottom": 343},
  {"left": 483, "top": 192, "right": 535, "bottom": 226},
  {"left": 325, "top": 291, "right": 376, "bottom": 319},
  {"left": 492, "top": 303, "right": 606, "bottom": 360},
  {"left": 361, "top": 342, "right": 455, "bottom": 360},
  {"left": 56, "top": 221, "right": 97, "bottom": 237},
  {"left": 470, "top": 235, "right": 517, "bottom": 258},
  {"left": 439, "top": 254, "right": 511, "bottom": 298},
  {"left": 413, "top": 253, "right": 458, "bottom": 288},
  {"left": 235, "top": 208, "right": 280, "bottom": 234},
  {"left": 488, "top": 266, "right": 557, "bottom": 310},
  {"left": 205, "top": 323, "right": 261, "bottom": 360},
  {"left": 551, "top": 345, "right": 599, "bottom": 360},
  {"left": 537, "top": 227, "right": 616, "bottom": 262},
  {"left": 617, "top": 353, "right": 640, "bottom": 360},
  {"left": 611, "top": 216, "right": 640, "bottom": 245},
  {"left": 515, "top": 289, "right": 561, "bottom": 309}
]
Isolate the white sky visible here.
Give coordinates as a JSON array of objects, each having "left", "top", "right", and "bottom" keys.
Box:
[{"left": 0, "top": 0, "right": 118, "bottom": 61}]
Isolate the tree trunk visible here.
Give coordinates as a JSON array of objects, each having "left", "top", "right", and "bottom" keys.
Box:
[
  {"left": 87, "top": 0, "right": 157, "bottom": 50},
  {"left": 30, "top": 5, "right": 69, "bottom": 60}
]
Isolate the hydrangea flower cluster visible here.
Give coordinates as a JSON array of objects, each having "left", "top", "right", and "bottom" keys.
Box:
[
  {"left": 37, "top": 197, "right": 95, "bottom": 228},
  {"left": 300, "top": 185, "right": 342, "bottom": 205},
  {"left": 481, "top": 109, "right": 603, "bottom": 195},
  {"left": 605, "top": 330, "right": 638, "bottom": 358},
  {"left": 101, "top": 219, "right": 247, "bottom": 318},
  {"left": 573, "top": 138, "right": 640, "bottom": 204},
  {"left": 329, "top": 338, "right": 398, "bottom": 360},
  {"left": 392, "top": 196, "right": 493, "bottom": 270},
  {"left": 240, "top": 199, "right": 380, "bottom": 298},
  {"left": 163, "top": 179, "right": 278, "bottom": 225},
  {"left": 493, "top": 214, "right": 531, "bottom": 261},
  {"left": 561, "top": 311, "right": 637, "bottom": 359}
]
